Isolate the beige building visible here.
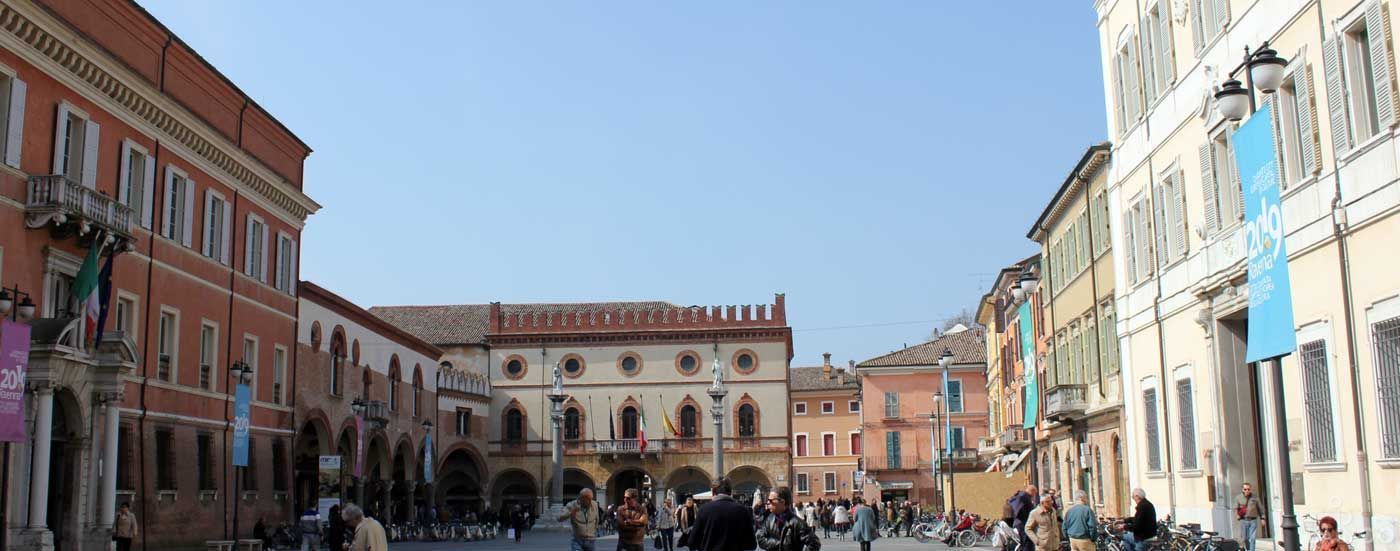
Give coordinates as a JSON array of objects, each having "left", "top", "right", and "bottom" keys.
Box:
[
  {"left": 375, "top": 297, "right": 794, "bottom": 510},
  {"left": 1094, "top": 0, "right": 1400, "bottom": 546},
  {"left": 789, "top": 355, "right": 862, "bottom": 501},
  {"left": 1027, "top": 144, "right": 1130, "bottom": 517}
]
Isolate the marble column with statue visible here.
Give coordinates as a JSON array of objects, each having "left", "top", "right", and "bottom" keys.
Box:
[{"left": 535, "top": 363, "right": 571, "bottom": 530}]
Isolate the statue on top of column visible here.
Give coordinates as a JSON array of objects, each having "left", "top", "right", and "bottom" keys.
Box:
[
  {"left": 552, "top": 362, "right": 563, "bottom": 395},
  {"left": 711, "top": 357, "right": 723, "bottom": 388}
]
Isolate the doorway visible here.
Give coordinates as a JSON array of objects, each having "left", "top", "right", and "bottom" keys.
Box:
[
  {"left": 1216, "top": 317, "right": 1271, "bottom": 538},
  {"left": 45, "top": 394, "right": 76, "bottom": 551},
  {"left": 607, "top": 469, "right": 650, "bottom": 506}
]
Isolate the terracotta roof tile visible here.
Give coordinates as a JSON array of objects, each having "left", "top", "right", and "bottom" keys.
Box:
[
  {"left": 855, "top": 326, "right": 986, "bottom": 368},
  {"left": 789, "top": 366, "right": 860, "bottom": 392}
]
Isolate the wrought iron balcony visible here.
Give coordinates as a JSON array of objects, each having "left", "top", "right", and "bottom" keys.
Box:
[
  {"left": 25, "top": 175, "right": 135, "bottom": 238},
  {"left": 1045, "top": 384, "right": 1088, "bottom": 421}
]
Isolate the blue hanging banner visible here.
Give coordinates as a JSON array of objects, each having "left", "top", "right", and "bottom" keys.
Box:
[
  {"left": 1019, "top": 302, "right": 1038, "bottom": 429},
  {"left": 1232, "top": 102, "right": 1297, "bottom": 362},
  {"left": 233, "top": 383, "right": 251, "bottom": 467},
  {"left": 423, "top": 433, "right": 433, "bottom": 483}
]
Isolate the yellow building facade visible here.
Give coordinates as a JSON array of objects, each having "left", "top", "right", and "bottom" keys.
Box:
[{"left": 789, "top": 355, "right": 863, "bottom": 501}]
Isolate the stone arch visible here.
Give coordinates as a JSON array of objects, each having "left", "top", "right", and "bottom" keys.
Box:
[
  {"left": 436, "top": 445, "right": 486, "bottom": 514},
  {"left": 665, "top": 466, "right": 712, "bottom": 499},
  {"left": 725, "top": 465, "right": 772, "bottom": 501},
  {"left": 675, "top": 395, "right": 703, "bottom": 440},
  {"left": 437, "top": 441, "right": 489, "bottom": 482},
  {"left": 606, "top": 467, "right": 653, "bottom": 506},
  {"left": 733, "top": 393, "right": 760, "bottom": 442},
  {"left": 489, "top": 468, "right": 539, "bottom": 510},
  {"left": 548, "top": 468, "right": 597, "bottom": 503}
]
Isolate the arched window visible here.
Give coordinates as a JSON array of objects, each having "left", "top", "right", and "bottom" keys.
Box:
[
  {"left": 737, "top": 404, "right": 756, "bottom": 438},
  {"left": 388, "top": 356, "right": 401, "bottom": 412},
  {"left": 680, "top": 405, "right": 698, "bottom": 438},
  {"left": 505, "top": 409, "right": 524, "bottom": 443},
  {"left": 564, "top": 408, "right": 581, "bottom": 440},
  {"left": 1094, "top": 446, "right": 1104, "bottom": 507},
  {"left": 329, "top": 330, "right": 345, "bottom": 395},
  {"left": 621, "top": 406, "right": 639, "bottom": 439},
  {"left": 362, "top": 366, "right": 372, "bottom": 399},
  {"left": 412, "top": 366, "right": 423, "bottom": 417}
]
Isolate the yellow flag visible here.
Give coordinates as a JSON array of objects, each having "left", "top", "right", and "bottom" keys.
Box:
[{"left": 660, "top": 395, "right": 680, "bottom": 436}]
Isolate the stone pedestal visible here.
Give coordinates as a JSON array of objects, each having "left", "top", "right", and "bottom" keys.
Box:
[
  {"left": 84, "top": 526, "right": 115, "bottom": 551},
  {"left": 529, "top": 504, "right": 573, "bottom": 531},
  {"left": 16, "top": 527, "right": 55, "bottom": 551}
]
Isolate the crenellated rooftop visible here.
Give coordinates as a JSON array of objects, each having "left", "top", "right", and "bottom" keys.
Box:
[{"left": 488, "top": 294, "right": 787, "bottom": 335}]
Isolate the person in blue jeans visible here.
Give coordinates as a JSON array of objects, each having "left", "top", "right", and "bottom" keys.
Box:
[
  {"left": 1121, "top": 488, "right": 1158, "bottom": 551},
  {"left": 1235, "top": 483, "right": 1264, "bottom": 551}
]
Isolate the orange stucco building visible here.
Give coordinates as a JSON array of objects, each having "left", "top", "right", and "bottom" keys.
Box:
[{"left": 789, "top": 354, "right": 861, "bottom": 501}]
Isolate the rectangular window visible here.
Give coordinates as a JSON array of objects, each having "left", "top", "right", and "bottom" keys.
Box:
[
  {"left": 115, "top": 295, "right": 135, "bottom": 336},
  {"left": 1300, "top": 340, "right": 1338, "bottom": 462},
  {"left": 885, "top": 432, "right": 902, "bottom": 469},
  {"left": 949, "top": 426, "right": 965, "bottom": 450},
  {"left": 272, "top": 439, "right": 288, "bottom": 491},
  {"left": 1277, "top": 70, "right": 1319, "bottom": 187},
  {"left": 1143, "top": 2, "right": 1175, "bottom": 100},
  {"left": 1126, "top": 197, "right": 1155, "bottom": 283},
  {"left": 796, "top": 472, "right": 810, "bottom": 494},
  {"left": 54, "top": 104, "right": 98, "bottom": 186},
  {"left": 457, "top": 408, "right": 472, "bottom": 436},
  {"left": 884, "top": 391, "right": 899, "bottom": 418},
  {"left": 820, "top": 401, "right": 835, "bottom": 414},
  {"left": 157, "top": 311, "right": 176, "bottom": 382},
  {"left": 1114, "top": 34, "right": 1143, "bottom": 135},
  {"left": 199, "top": 323, "right": 216, "bottom": 391},
  {"left": 243, "top": 337, "right": 258, "bottom": 394},
  {"left": 274, "top": 233, "right": 298, "bottom": 294},
  {"left": 244, "top": 438, "right": 258, "bottom": 491},
  {"left": 1375, "top": 316, "right": 1400, "bottom": 457},
  {"left": 795, "top": 434, "right": 808, "bottom": 457},
  {"left": 155, "top": 428, "right": 176, "bottom": 490},
  {"left": 852, "top": 470, "right": 863, "bottom": 490},
  {"left": 46, "top": 273, "right": 73, "bottom": 318},
  {"left": 1153, "top": 168, "right": 1188, "bottom": 265},
  {"left": 1177, "top": 378, "right": 1198, "bottom": 469},
  {"left": 1144, "top": 387, "right": 1163, "bottom": 471},
  {"left": 850, "top": 432, "right": 862, "bottom": 455},
  {"left": 1094, "top": 192, "right": 1112, "bottom": 255},
  {"left": 1190, "top": 0, "right": 1227, "bottom": 52},
  {"left": 848, "top": 400, "right": 860, "bottom": 413},
  {"left": 118, "top": 142, "right": 151, "bottom": 227},
  {"left": 272, "top": 346, "right": 287, "bottom": 406},
  {"left": 1202, "top": 130, "right": 1243, "bottom": 236},
  {"left": 1101, "top": 303, "right": 1120, "bottom": 375},
  {"left": 164, "top": 169, "right": 192, "bottom": 246},
  {"left": 245, "top": 215, "right": 267, "bottom": 282},
  {"left": 0, "top": 72, "right": 26, "bottom": 169},
  {"left": 197, "top": 433, "right": 216, "bottom": 490},
  {"left": 1344, "top": 18, "right": 1382, "bottom": 142},
  {"left": 793, "top": 402, "right": 807, "bottom": 415},
  {"left": 823, "top": 472, "right": 837, "bottom": 493},
  {"left": 822, "top": 433, "right": 835, "bottom": 456},
  {"left": 203, "top": 191, "right": 231, "bottom": 264},
  {"left": 946, "top": 380, "right": 964, "bottom": 413}
]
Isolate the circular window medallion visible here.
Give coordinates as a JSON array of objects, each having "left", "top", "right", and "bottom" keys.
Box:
[
  {"left": 617, "top": 352, "right": 643, "bottom": 377},
  {"left": 561, "top": 354, "right": 586, "bottom": 378},
  {"left": 732, "top": 349, "right": 759, "bottom": 375},
  {"left": 675, "top": 350, "right": 701, "bottom": 376},
  {"left": 502, "top": 355, "right": 528, "bottom": 380}
]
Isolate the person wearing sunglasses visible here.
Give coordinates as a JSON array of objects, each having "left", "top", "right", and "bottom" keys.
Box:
[
  {"left": 756, "top": 486, "right": 821, "bottom": 551},
  {"left": 1316, "top": 516, "right": 1349, "bottom": 551}
]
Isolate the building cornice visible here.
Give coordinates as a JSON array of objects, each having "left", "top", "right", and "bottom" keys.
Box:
[
  {"left": 1027, "top": 143, "right": 1112, "bottom": 242},
  {"left": 0, "top": 1, "right": 320, "bottom": 223}
]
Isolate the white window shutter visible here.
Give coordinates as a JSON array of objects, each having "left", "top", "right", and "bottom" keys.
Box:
[
  {"left": 244, "top": 216, "right": 254, "bottom": 275},
  {"left": 5, "top": 78, "right": 25, "bottom": 168},
  {"left": 289, "top": 239, "right": 298, "bottom": 295},
  {"left": 260, "top": 224, "right": 269, "bottom": 283},
  {"left": 1323, "top": 34, "right": 1353, "bottom": 157},
  {"left": 1264, "top": 95, "right": 1287, "bottom": 188},
  {"left": 1190, "top": 0, "right": 1205, "bottom": 54},
  {"left": 181, "top": 179, "right": 195, "bottom": 248},
  {"left": 1213, "top": 0, "right": 1230, "bottom": 29},
  {"left": 1296, "top": 66, "right": 1321, "bottom": 176},
  {"left": 81, "top": 119, "right": 99, "bottom": 188},
  {"left": 1199, "top": 142, "right": 1219, "bottom": 235},
  {"left": 141, "top": 154, "right": 155, "bottom": 228},
  {"left": 1141, "top": 18, "right": 1158, "bottom": 105},
  {"left": 202, "top": 191, "right": 215, "bottom": 257},
  {"left": 274, "top": 234, "right": 286, "bottom": 291},
  {"left": 1124, "top": 211, "right": 1138, "bottom": 283},
  {"left": 1127, "top": 36, "right": 1142, "bottom": 121},
  {"left": 1172, "top": 170, "right": 1188, "bottom": 258},
  {"left": 1152, "top": 185, "right": 1169, "bottom": 268},
  {"left": 1158, "top": 5, "right": 1175, "bottom": 84},
  {"left": 1366, "top": 0, "right": 1398, "bottom": 129},
  {"left": 1113, "top": 56, "right": 1127, "bottom": 136},
  {"left": 220, "top": 200, "right": 232, "bottom": 265},
  {"left": 162, "top": 169, "right": 176, "bottom": 238},
  {"left": 51, "top": 103, "right": 68, "bottom": 175},
  {"left": 117, "top": 141, "right": 132, "bottom": 205}
]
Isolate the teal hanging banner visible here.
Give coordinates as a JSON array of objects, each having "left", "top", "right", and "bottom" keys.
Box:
[
  {"left": 423, "top": 433, "right": 433, "bottom": 483},
  {"left": 232, "top": 383, "right": 251, "bottom": 467},
  {"left": 1019, "top": 302, "right": 1038, "bottom": 429},
  {"left": 1232, "top": 102, "right": 1297, "bottom": 362}
]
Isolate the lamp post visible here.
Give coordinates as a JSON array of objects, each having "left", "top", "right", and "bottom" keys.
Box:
[
  {"left": 0, "top": 286, "right": 37, "bottom": 322},
  {"left": 937, "top": 349, "right": 956, "bottom": 514},
  {"left": 929, "top": 409, "right": 942, "bottom": 511},
  {"left": 351, "top": 398, "right": 367, "bottom": 505},
  {"left": 229, "top": 360, "right": 253, "bottom": 541},
  {"left": 1011, "top": 268, "right": 1041, "bottom": 488},
  {"left": 1213, "top": 42, "right": 1301, "bottom": 551},
  {"left": 422, "top": 419, "right": 433, "bottom": 517}
]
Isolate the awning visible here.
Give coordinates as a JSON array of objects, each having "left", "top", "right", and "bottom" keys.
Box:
[
  {"left": 1004, "top": 447, "right": 1032, "bottom": 478},
  {"left": 881, "top": 481, "right": 914, "bottom": 490}
]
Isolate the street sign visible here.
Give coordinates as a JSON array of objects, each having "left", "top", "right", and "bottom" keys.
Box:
[{"left": 1233, "top": 102, "right": 1297, "bottom": 362}]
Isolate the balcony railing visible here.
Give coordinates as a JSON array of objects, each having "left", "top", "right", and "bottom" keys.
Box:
[
  {"left": 1045, "top": 384, "right": 1088, "bottom": 421},
  {"left": 498, "top": 437, "right": 790, "bottom": 456},
  {"left": 25, "top": 175, "right": 135, "bottom": 237},
  {"left": 363, "top": 400, "right": 390, "bottom": 428},
  {"left": 998, "top": 426, "right": 1032, "bottom": 451},
  {"left": 977, "top": 437, "right": 999, "bottom": 456},
  {"left": 864, "top": 454, "right": 924, "bottom": 471}
]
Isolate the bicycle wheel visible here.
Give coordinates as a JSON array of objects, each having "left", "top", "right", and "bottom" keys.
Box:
[{"left": 957, "top": 530, "right": 977, "bottom": 547}]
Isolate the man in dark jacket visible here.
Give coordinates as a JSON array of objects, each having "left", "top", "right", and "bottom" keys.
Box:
[
  {"left": 1121, "top": 488, "right": 1157, "bottom": 551},
  {"left": 688, "top": 478, "right": 758, "bottom": 551},
  {"left": 1010, "top": 485, "right": 1039, "bottom": 551},
  {"left": 756, "top": 486, "right": 820, "bottom": 551}
]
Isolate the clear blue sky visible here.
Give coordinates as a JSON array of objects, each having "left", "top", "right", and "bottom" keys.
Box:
[{"left": 139, "top": 1, "right": 1107, "bottom": 367}]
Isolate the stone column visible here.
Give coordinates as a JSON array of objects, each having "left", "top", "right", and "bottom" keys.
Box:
[
  {"left": 99, "top": 395, "right": 121, "bottom": 528},
  {"left": 549, "top": 394, "right": 565, "bottom": 506},
  {"left": 707, "top": 386, "right": 727, "bottom": 484},
  {"left": 28, "top": 384, "right": 55, "bottom": 529}
]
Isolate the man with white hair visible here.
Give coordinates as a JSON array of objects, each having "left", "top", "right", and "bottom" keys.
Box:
[
  {"left": 1121, "top": 488, "right": 1157, "bottom": 551},
  {"left": 1063, "top": 490, "right": 1098, "bottom": 551},
  {"left": 341, "top": 504, "right": 387, "bottom": 551},
  {"left": 1024, "top": 494, "right": 1061, "bottom": 551},
  {"left": 559, "top": 488, "right": 601, "bottom": 550}
]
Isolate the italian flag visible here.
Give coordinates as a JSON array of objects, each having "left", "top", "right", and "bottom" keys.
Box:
[
  {"left": 638, "top": 406, "right": 648, "bottom": 453},
  {"left": 72, "top": 233, "right": 104, "bottom": 345}
]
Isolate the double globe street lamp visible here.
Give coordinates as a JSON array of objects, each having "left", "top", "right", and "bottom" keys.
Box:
[{"left": 1213, "top": 44, "right": 1289, "bottom": 121}]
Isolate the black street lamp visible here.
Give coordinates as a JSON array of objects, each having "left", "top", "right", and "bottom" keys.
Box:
[
  {"left": 1010, "top": 266, "right": 1041, "bottom": 488},
  {"left": 228, "top": 360, "right": 253, "bottom": 541},
  {"left": 0, "top": 286, "right": 37, "bottom": 322},
  {"left": 935, "top": 349, "right": 956, "bottom": 514},
  {"left": 1214, "top": 43, "right": 1289, "bottom": 121}
]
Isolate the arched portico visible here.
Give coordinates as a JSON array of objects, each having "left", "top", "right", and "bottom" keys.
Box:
[
  {"left": 726, "top": 466, "right": 772, "bottom": 502},
  {"left": 665, "top": 466, "right": 712, "bottom": 500},
  {"left": 489, "top": 469, "right": 539, "bottom": 512},
  {"left": 606, "top": 467, "right": 653, "bottom": 506}
]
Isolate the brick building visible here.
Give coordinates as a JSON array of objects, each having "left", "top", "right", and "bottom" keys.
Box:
[
  {"left": 788, "top": 355, "right": 862, "bottom": 501},
  {"left": 0, "top": 0, "right": 315, "bottom": 549},
  {"left": 856, "top": 327, "right": 988, "bottom": 508}
]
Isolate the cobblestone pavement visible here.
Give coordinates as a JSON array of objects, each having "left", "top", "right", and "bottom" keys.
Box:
[{"left": 385, "top": 531, "right": 961, "bottom": 551}]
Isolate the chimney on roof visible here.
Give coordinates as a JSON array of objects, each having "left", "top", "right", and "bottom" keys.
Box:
[
  {"left": 848, "top": 359, "right": 856, "bottom": 373},
  {"left": 822, "top": 352, "right": 833, "bottom": 378}
]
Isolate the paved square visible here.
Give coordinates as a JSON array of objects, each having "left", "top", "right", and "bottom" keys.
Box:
[{"left": 388, "top": 531, "right": 961, "bottom": 551}]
